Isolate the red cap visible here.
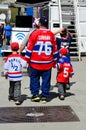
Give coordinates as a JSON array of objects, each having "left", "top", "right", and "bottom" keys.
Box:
[
  {"left": 11, "top": 42, "right": 19, "bottom": 51},
  {"left": 60, "top": 48, "right": 68, "bottom": 55}
]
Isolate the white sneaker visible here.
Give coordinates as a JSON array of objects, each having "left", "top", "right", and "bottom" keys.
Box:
[
  {"left": 15, "top": 100, "right": 21, "bottom": 105},
  {"left": 59, "top": 95, "right": 65, "bottom": 100}
]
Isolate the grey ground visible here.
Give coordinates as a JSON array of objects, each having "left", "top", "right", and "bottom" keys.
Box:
[{"left": 0, "top": 57, "right": 86, "bottom": 130}]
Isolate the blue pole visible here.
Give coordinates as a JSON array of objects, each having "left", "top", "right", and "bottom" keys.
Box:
[{"left": 0, "top": 47, "right": 2, "bottom": 57}]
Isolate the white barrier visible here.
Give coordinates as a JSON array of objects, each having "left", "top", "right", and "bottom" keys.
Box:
[{"left": 78, "top": 37, "right": 86, "bottom": 60}]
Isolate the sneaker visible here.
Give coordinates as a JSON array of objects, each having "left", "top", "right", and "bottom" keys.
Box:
[
  {"left": 9, "top": 99, "right": 14, "bottom": 102},
  {"left": 31, "top": 95, "right": 40, "bottom": 102},
  {"left": 8, "top": 97, "right": 15, "bottom": 102},
  {"left": 59, "top": 95, "right": 65, "bottom": 100},
  {"left": 15, "top": 100, "right": 21, "bottom": 105},
  {"left": 41, "top": 97, "right": 47, "bottom": 103}
]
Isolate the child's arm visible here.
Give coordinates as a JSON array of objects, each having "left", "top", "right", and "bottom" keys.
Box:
[
  {"left": 4, "top": 58, "right": 9, "bottom": 79},
  {"left": 4, "top": 69, "right": 8, "bottom": 79},
  {"left": 53, "top": 28, "right": 64, "bottom": 35},
  {"left": 70, "top": 65, "right": 74, "bottom": 77}
]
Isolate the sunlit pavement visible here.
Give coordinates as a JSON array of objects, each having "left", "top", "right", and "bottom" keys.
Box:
[{"left": 0, "top": 57, "right": 86, "bottom": 130}]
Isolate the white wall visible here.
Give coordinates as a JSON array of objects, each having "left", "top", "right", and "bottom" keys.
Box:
[{"left": 77, "top": 6, "right": 86, "bottom": 53}]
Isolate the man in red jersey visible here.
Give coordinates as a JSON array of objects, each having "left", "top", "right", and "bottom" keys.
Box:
[{"left": 25, "top": 17, "right": 57, "bottom": 103}]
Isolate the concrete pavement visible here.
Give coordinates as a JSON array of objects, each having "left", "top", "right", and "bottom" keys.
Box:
[{"left": 0, "top": 57, "right": 86, "bottom": 130}]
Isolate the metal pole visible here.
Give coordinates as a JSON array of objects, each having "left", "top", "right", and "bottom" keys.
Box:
[{"left": 58, "top": 0, "right": 62, "bottom": 28}]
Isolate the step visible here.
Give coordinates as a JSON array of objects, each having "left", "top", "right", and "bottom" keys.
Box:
[
  {"left": 70, "top": 56, "right": 79, "bottom": 61},
  {"left": 70, "top": 47, "right": 78, "bottom": 50},
  {"left": 70, "top": 50, "right": 78, "bottom": 52},
  {"left": 70, "top": 43, "right": 77, "bottom": 46}
]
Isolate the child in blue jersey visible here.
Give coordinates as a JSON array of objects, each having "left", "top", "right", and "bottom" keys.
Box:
[
  {"left": 56, "top": 48, "right": 74, "bottom": 100},
  {"left": 54, "top": 28, "right": 73, "bottom": 61},
  {"left": 4, "top": 42, "right": 28, "bottom": 105}
]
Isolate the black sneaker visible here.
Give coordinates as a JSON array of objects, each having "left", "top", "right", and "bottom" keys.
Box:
[
  {"left": 41, "top": 97, "right": 47, "bottom": 103},
  {"left": 8, "top": 97, "right": 15, "bottom": 102},
  {"left": 31, "top": 95, "right": 40, "bottom": 102}
]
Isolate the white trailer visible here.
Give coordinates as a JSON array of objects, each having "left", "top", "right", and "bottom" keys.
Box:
[
  {"left": 1, "top": 0, "right": 60, "bottom": 56},
  {"left": 1, "top": 0, "right": 86, "bottom": 60}
]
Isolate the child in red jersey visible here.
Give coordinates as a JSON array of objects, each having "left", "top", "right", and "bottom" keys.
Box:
[{"left": 56, "top": 48, "right": 74, "bottom": 100}]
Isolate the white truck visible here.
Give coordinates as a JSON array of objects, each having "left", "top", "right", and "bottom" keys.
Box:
[
  {"left": 0, "top": 0, "right": 69, "bottom": 56},
  {"left": 1, "top": 0, "right": 60, "bottom": 56}
]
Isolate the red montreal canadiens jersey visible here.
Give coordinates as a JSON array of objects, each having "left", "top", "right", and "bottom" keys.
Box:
[
  {"left": 56, "top": 56, "right": 73, "bottom": 83},
  {"left": 25, "top": 29, "right": 57, "bottom": 70},
  {"left": 4, "top": 54, "right": 28, "bottom": 81}
]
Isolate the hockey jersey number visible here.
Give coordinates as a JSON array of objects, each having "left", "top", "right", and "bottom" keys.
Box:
[
  {"left": 37, "top": 41, "right": 52, "bottom": 55},
  {"left": 63, "top": 67, "right": 69, "bottom": 78}
]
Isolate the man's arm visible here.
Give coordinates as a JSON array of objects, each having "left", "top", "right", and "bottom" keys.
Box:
[
  {"left": 19, "top": 30, "right": 35, "bottom": 54},
  {"left": 19, "top": 33, "right": 29, "bottom": 54},
  {"left": 19, "top": 44, "right": 26, "bottom": 54}
]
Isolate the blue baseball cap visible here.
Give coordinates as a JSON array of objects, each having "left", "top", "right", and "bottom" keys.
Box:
[{"left": 39, "top": 17, "right": 48, "bottom": 27}]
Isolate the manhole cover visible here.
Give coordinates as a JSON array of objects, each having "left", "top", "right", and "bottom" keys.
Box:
[{"left": 0, "top": 106, "right": 80, "bottom": 123}]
